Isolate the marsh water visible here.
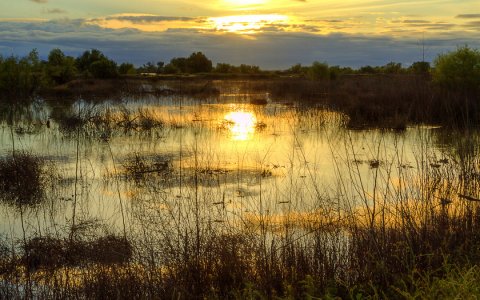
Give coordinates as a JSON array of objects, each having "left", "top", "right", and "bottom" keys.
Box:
[{"left": 0, "top": 81, "right": 467, "bottom": 240}]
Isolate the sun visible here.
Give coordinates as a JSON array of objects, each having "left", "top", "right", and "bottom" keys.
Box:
[
  {"left": 223, "top": 0, "right": 267, "bottom": 6},
  {"left": 224, "top": 111, "right": 257, "bottom": 141},
  {"left": 209, "top": 14, "right": 289, "bottom": 34}
]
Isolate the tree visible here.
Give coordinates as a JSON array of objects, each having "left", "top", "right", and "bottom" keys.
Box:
[
  {"left": 75, "top": 49, "right": 118, "bottom": 78},
  {"left": 287, "top": 63, "right": 305, "bottom": 75},
  {"left": 47, "top": 48, "right": 76, "bottom": 84},
  {"left": 215, "top": 63, "right": 235, "bottom": 73},
  {"left": 169, "top": 57, "right": 188, "bottom": 73},
  {"left": 433, "top": 46, "right": 480, "bottom": 91},
  {"left": 76, "top": 49, "right": 104, "bottom": 73},
  {"left": 239, "top": 64, "right": 260, "bottom": 74},
  {"left": 359, "top": 65, "right": 376, "bottom": 74},
  {"left": 382, "top": 62, "right": 403, "bottom": 74},
  {"left": 187, "top": 52, "right": 212, "bottom": 73},
  {"left": 0, "top": 49, "right": 47, "bottom": 100},
  {"left": 409, "top": 61, "right": 430, "bottom": 75},
  {"left": 89, "top": 59, "right": 118, "bottom": 79},
  {"left": 119, "top": 63, "right": 136, "bottom": 75},
  {"left": 308, "top": 61, "right": 329, "bottom": 80}
]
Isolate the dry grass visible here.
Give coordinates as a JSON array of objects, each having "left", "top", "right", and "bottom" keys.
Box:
[{"left": 0, "top": 152, "right": 49, "bottom": 207}]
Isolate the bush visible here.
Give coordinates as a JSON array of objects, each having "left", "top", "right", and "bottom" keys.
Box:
[
  {"left": 409, "top": 61, "right": 431, "bottom": 75},
  {"left": 0, "top": 50, "right": 47, "bottom": 100},
  {"left": 308, "top": 61, "right": 329, "bottom": 80},
  {"left": 75, "top": 49, "right": 118, "bottom": 78},
  {"left": 0, "top": 152, "right": 46, "bottom": 207},
  {"left": 433, "top": 46, "right": 480, "bottom": 92},
  {"left": 47, "top": 48, "right": 76, "bottom": 84}
]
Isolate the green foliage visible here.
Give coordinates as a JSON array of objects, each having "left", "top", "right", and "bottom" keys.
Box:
[
  {"left": 89, "top": 59, "right": 118, "bottom": 79},
  {"left": 288, "top": 63, "right": 304, "bottom": 75},
  {"left": 0, "top": 49, "right": 47, "bottom": 100},
  {"left": 137, "top": 61, "right": 163, "bottom": 74},
  {"left": 214, "top": 63, "right": 235, "bottom": 73},
  {"left": 119, "top": 63, "right": 136, "bottom": 75},
  {"left": 358, "top": 65, "right": 376, "bottom": 74},
  {"left": 409, "top": 61, "right": 431, "bottom": 75},
  {"left": 308, "top": 61, "right": 329, "bottom": 80},
  {"left": 187, "top": 52, "right": 213, "bottom": 73},
  {"left": 47, "top": 48, "right": 76, "bottom": 84},
  {"left": 167, "top": 57, "right": 188, "bottom": 73},
  {"left": 382, "top": 62, "right": 403, "bottom": 74},
  {"left": 393, "top": 265, "right": 480, "bottom": 299},
  {"left": 239, "top": 64, "right": 260, "bottom": 74},
  {"left": 433, "top": 45, "right": 480, "bottom": 91},
  {"left": 75, "top": 49, "right": 118, "bottom": 78},
  {"left": 163, "top": 63, "right": 180, "bottom": 74},
  {"left": 165, "top": 52, "right": 213, "bottom": 74}
]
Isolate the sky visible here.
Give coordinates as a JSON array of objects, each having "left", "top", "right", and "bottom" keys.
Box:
[{"left": 0, "top": 0, "right": 479, "bottom": 69}]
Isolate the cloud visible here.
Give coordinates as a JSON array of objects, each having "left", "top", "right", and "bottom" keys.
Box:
[
  {"left": 105, "top": 15, "right": 196, "bottom": 23},
  {"left": 456, "top": 14, "right": 480, "bottom": 19},
  {"left": 44, "top": 8, "right": 67, "bottom": 14},
  {"left": 30, "top": 0, "right": 48, "bottom": 3},
  {"left": 462, "top": 21, "right": 480, "bottom": 28},
  {"left": 0, "top": 19, "right": 479, "bottom": 68},
  {"left": 401, "top": 20, "right": 431, "bottom": 24}
]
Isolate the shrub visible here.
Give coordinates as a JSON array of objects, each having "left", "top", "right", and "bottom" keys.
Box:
[
  {"left": 433, "top": 45, "right": 480, "bottom": 92},
  {"left": 47, "top": 48, "right": 76, "bottom": 84},
  {"left": 409, "top": 61, "right": 431, "bottom": 75},
  {"left": 0, "top": 152, "right": 46, "bottom": 207},
  {"left": 308, "top": 61, "right": 329, "bottom": 80},
  {"left": 0, "top": 49, "right": 47, "bottom": 100}
]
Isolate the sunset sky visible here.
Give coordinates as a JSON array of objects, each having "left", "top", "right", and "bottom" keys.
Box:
[{"left": 0, "top": 0, "right": 479, "bottom": 68}]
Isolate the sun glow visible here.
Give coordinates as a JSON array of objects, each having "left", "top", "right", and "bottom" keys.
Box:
[
  {"left": 224, "top": 111, "right": 257, "bottom": 141},
  {"left": 209, "top": 14, "right": 288, "bottom": 34},
  {"left": 223, "top": 0, "right": 267, "bottom": 5}
]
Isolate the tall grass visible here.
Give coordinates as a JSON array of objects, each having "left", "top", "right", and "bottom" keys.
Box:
[{"left": 2, "top": 88, "right": 480, "bottom": 298}]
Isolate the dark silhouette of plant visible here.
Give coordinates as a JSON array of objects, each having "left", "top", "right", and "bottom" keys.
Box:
[
  {"left": 47, "top": 48, "right": 76, "bottom": 84},
  {"left": 119, "top": 62, "right": 136, "bottom": 75},
  {"left": 0, "top": 49, "right": 46, "bottom": 101},
  {"left": 409, "top": 61, "right": 431, "bottom": 75},
  {"left": 308, "top": 61, "right": 329, "bottom": 80},
  {"left": 382, "top": 62, "right": 403, "bottom": 74},
  {"left": 75, "top": 49, "right": 118, "bottom": 78}
]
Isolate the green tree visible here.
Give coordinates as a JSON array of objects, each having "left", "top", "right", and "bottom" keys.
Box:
[
  {"left": 0, "top": 49, "right": 47, "bottom": 101},
  {"left": 119, "top": 63, "right": 136, "bottom": 75},
  {"left": 75, "top": 49, "right": 118, "bottom": 78},
  {"left": 215, "top": 63, "right": 235, "bottom": 73},
  {"left": 89, "top": 59, "right": 118, "bottom": 79},
  {"left": 169, "top": 57, "right": 188, "bottom": 73},
  {"left": 409, "top": 61, "right": 431, "bottom": 75},
  {"left": 382, "top": 62, "right": 403, "bottom": 74},
  {"left": 433, "top": 46, "right": 480, "bottom": 91},
  {"left": 239, "top": 64, "right": 260, "bottom": 74},
  {"left": 308, "top": 61, "right": 329, "bottom": 80},
  {"left": 186, "top": 52, "right": 212, "bottom": 73},
  {"left": 163, "top": 63, "right": 180, "bottom": 74},
  {"left": 359, "top": 65, "right": 376, "bottom": 74},
  {"left": 47, "top": 48, "right": 76, "bottom": 84}
]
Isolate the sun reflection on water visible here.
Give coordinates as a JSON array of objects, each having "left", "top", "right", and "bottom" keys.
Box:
[{"left": 224, "top": 111, "right": 257, "bottom": 141}]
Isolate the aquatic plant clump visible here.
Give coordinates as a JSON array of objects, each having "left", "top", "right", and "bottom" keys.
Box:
[
  {"left": 22, "top": 234, "right": 132, "bottom": 271},
  {"left": 0, "top": 152, "right": 47, "bottom": 207}
]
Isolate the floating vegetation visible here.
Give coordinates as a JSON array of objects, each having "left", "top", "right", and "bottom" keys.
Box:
[
  {"left": 22, "top": 234, "right": 132, "bottom": 271},
  {"left": 0, "top": 152, "right": 50, "bottom": 207},
  {"left": 123, "top": 153, "right": 172, "bottom": 182}
]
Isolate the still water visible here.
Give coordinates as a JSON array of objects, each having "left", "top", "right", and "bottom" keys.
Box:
[{"left": 0, "top": 89, "right": 456, "bottom": 239}]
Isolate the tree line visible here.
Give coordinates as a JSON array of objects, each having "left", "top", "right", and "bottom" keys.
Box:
[{"left": 0, "top": 46, "right": 479, "bottom": 100}]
